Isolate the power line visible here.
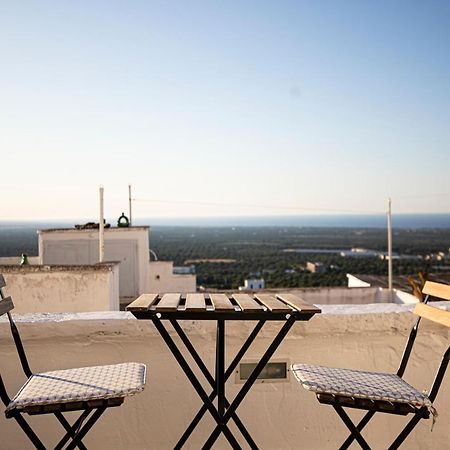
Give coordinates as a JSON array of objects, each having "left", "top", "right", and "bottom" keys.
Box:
[
  {"left": 133, "top": 190, "right": 450, "bottom": 215},
  {"left": 133, "top": 197, "right": 384, "bottom": 214}
]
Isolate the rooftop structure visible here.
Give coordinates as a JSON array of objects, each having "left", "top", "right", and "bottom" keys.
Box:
[
  {"left": 0, "top": 224, "right": 196, "bottom": 312},
  {"left": 39, "top": 226, "right": 151, "bottom": 300}
]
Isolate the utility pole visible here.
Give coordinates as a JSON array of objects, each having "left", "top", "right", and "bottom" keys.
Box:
[
  {"left": 387, "top": 197, "right": 393, "bottom": 294},
  {"left": 128, "top": 184, "right": 133, "bottom": 226},
  {"left": 99, "top": 185, "right": 105, "bottom": 263}
]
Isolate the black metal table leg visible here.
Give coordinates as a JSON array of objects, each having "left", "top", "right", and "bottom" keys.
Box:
[
  {"left": 203, "top": 315, "right": 296, "bottom": 449},
  {"left": 173, "top": 320, "right": 263, "bottom": 450},
  {"left": 152, "top": 318, "right": 242, "bottom": 449},
  {"left": 217, "top": 320, "right": 225, "bottom": 417}
]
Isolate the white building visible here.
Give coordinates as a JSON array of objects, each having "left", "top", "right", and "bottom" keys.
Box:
[
  {"left": 0, "top": 224, "right": 196, "bottom": 313},
  {"left": 239, "top": 278, "right": 265, "bottom": 290},
  {"left": 37, "top": 225, "right": 196, "bottom": 305},
  {"left": 149, "top": 261, "right": 196, "bottom": 293},
  {"left": 39, "top": 227, "right": 150, "bottom": 300}
]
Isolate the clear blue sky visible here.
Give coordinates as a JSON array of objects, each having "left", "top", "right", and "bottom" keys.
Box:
[{"left": 1, "top": 1, "right": 449, "bottom": 220}]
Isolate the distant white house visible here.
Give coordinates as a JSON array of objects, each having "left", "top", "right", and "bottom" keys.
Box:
[
  {"left": 306, "top": 261, "right": 327, "bottom": 274},
  {"left": 239, "top": 278, "right": 265, "bottom": 290}
]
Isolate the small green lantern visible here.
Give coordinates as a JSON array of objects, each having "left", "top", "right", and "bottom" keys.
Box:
[{"left": 117, "top": 213, "right": 130, "bottom": 228}]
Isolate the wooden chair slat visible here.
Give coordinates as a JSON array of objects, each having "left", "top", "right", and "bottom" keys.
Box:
[
  {"left": 254, "top": 294, "right": 293, "bottom": 313},
  {"left": 210, "top": 294, "right": 235, "bottom": 312},
  {"left": 0, "top": 296, "right": 14, "bottom": 316},
  {"left": 126, "top": 294, "right": 159, "bottom": 312},
  {"left": 185, "top": 293, "right": 206, "bottom": 311},
  {"left": 276, "top": 293, "right": 321, "bottom": 314},
  {"left": 232, "top": 294, "right": 264, "bottom": 312},
  {"left": 23, "top": 397, "right": 124, "bottom": 416},
  {"left": 422, "top": 281, "right": 450, "bottom": 301},
  {"left": 155, "top": 293, "right": 181, "bottom": 311},
  {"left": 0, "top": 274, "right": 5, "bottom": 289},
  {"left": 414, "top": 302, "right": 450, "bottom": 328}
]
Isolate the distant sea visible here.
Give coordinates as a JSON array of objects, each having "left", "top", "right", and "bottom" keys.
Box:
[
  {"left": 2, "top": 214, "right": 449, "bottom": 229},
  {"left": 141, "top": 214, "right": 450, "bottom": 228}
]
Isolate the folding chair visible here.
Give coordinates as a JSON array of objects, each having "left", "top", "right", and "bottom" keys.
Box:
[
  {"left": 292, "top": 281, "right": 450, "bottom": 450},
  {"left": 0, "top": 274, "right": 146, "bottom": 449}
]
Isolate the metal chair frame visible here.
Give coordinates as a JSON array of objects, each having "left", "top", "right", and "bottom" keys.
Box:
[
  {"left": 298, "top": 284, "right": 450, "bottom": 450},
  {"left": 0, "top": 275, "right": 132, "bottom": 450}
]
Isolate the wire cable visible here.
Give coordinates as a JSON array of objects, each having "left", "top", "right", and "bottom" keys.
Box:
[{"left": 132, "top": 197, "right": 385, "bottom": 214}]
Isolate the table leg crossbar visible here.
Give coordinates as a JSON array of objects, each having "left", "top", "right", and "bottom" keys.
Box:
[
  {"left": 152, "top": 315, "right": 296, "bottom": 449},
  {"left": 171, "top": 319, "right": 263, "bottom": 450}
]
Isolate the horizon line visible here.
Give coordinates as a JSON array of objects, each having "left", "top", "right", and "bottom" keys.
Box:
[{"left": 2, "top": 211, "right": 450, "bottom": 222}]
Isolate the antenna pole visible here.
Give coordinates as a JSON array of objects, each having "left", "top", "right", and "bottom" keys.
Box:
[
  {"left": 99, "top": 186, "right": 105, "bottom": 263},
  {"left": 128, "top": 184, "right": 133, "bottom": 226},
  {"left": 387, "top": 197, "right": 393, "bottom": 293}
]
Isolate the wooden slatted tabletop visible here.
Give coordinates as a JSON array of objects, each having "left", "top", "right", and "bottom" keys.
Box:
[
  {"left": 209, "top": 293, "right": 236, "bottom": 312},
  {"left": 127, "top": 292, "right": 320, "bottom": 320}
]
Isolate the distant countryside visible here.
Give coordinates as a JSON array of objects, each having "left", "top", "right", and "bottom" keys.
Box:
[{"left": 2, "top": 224, "right": 450, "bottom": 290}]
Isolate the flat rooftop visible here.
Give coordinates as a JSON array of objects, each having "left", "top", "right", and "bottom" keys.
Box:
[{"left": 38, "top": 226, "right": 149, "bottom": 233}]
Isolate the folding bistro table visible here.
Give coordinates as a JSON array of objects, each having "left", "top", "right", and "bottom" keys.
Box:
[{"left": 127, "top": 292, "right": 320, "bottom": 449}]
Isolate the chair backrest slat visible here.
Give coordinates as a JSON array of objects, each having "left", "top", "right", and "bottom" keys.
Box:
[
  {"left": 422, "top": 281, "right": 450, "bottom": 301},
  {"left": 414, "top": 302, "right": 450, "bottom": 328},
  {"left": 0, "top": 274, "right": 5, "bottom": 289},
  {"left": 0, "top": 296, "right": 14, "bottom": 316},
  {"left": 414, "top": 281, "right": 450, "bottom": 328},
  {"left": 0, "top": 274, "right": 32, "bottom": 378}
]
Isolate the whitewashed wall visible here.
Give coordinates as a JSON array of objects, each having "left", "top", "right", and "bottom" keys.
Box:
[
  {"left": 299, "top": 286, "right": 397, "bottom": 304},
  {"left": 148, "top": 261, "right": 196, "bottom": 293},
  {"left": 0, "top": 264, "right": 120, "bottom": 313},
  {"left": 239, "top": 286, "right": 394, "bottom": 305},
  {"left": 38, "top": 227, "right": 150, "bottom": 299}
]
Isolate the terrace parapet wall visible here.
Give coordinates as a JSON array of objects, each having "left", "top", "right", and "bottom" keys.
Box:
[{"left": 0, "top": 263, "right": 120, "bottom": 313}]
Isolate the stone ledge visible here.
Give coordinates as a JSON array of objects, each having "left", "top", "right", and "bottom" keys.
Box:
[{"left": 0, "top": 262, "right": 119, "bottom": 273}]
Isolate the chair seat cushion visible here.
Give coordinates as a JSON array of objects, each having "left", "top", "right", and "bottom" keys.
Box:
[
  {"left": 6, "top": 362, "right": 146, "bottom": 412},
  {"left": 292, "top": 363, "right": 430, "bottom": 408}
]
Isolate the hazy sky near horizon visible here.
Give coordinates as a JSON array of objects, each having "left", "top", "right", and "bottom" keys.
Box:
[{"left": 1, "top": 1, "right": 450, "bottom": 220}]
